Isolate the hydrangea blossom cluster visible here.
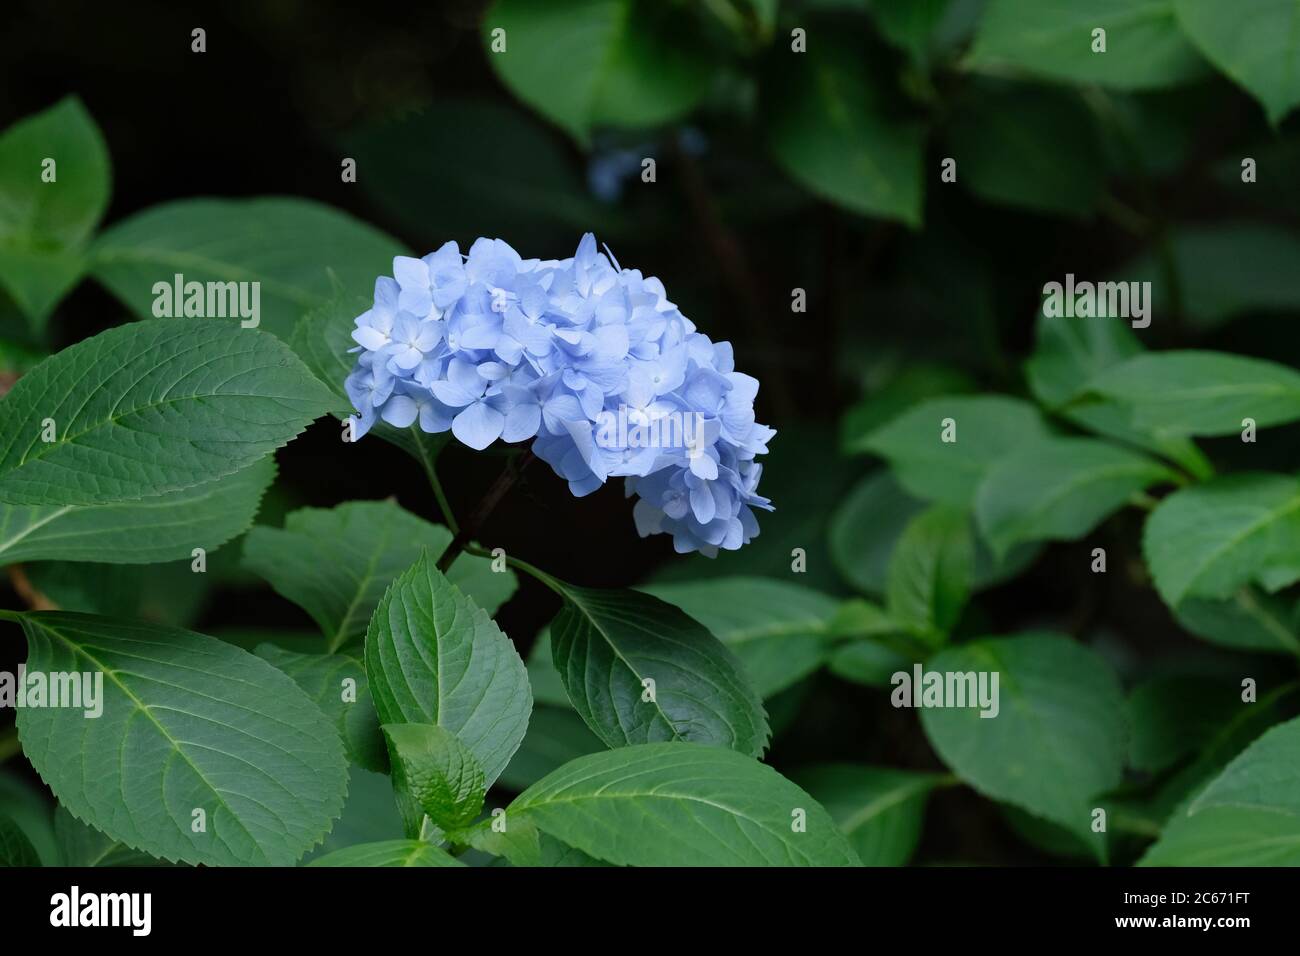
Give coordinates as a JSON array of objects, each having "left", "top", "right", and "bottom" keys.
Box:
[{"left": 345, "top": 234, "right": 774, "bottom": 555}]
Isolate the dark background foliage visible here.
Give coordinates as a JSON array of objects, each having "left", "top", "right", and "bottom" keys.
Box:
[{"left": 3, "top": 0, "right": 1299, "bottom": 864}]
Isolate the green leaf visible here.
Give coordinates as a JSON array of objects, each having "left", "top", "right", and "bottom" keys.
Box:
[
  {"left": 885, "top": 504, "right": 973, "bottom": 643},
  {"left": 967, "top": 0, "right": 1205, "bottom": 90},
  {"left": 920, "top": 633, "right": 1124, "bottom": 843},
  {"left": 827, "top": 639, "right": 911, "bottom": 689},
  {"left": 301, "top": 767, "right": 403, "bottom": 863},
  {"left": 1024, "top": 307, "right": 1210, "bottom": 477},
  {"left": 546, "top": 580, "right": 770, "bottom": 755},
  {"left": 0, "top": 813, "right": 41, "bottom": 866},
  {"left": 1175, "top": 590, "right": 1300, "bottom": 655},
  {"left": 0, "top": 319, "right": 339, "bottom": 506},
  {"left": 454, "top": 816, "right": 609, "bottom": 867},
  {"left": 91, "top": 198, "right": 407, "bottom": 339},
  {"left": 764, "top": 33, "right": 924, "bottom": 225},
  {"left": 383, "top": 723, "right": 486, "bottom": 832},
  {"left": 0, "top": 457, "right": 274, "bottom": 566},
  {"left": 25, "top": 561, "right": 212, "bottom": 627},
  {"left": 791, "top": 764, "right": 944, "bottom": 866},
  {"left": 861, "top": 396, "right": 1053, "bottom": 505},
  {"left": 243, "top": 500, "right": 515, "bottom": 652},
  {"left": 15, "top": 612, "right": 348, "bottom": 866},
  {"left": 640, "top": 576, "right": 840, "bottom": 698},
  {"left": 255, "top": 645, "right": 387, "bottom": 773},
  {"left": 1174, "top": 0, "right": 1300, "bottom": 123},
  {"left": 1192, "top": 714, "right": 1300, "bottom": 816},
  {"left": 498, "top": 706, "right": 605, "bottom": 792},
  {"left": 308, "top": 840, "right": 465, "bottom": 867},
  {"left": 947, "top": 83, "right": 1106, "bottom": 217},
  {"left": 509, "top": 742, "right": 860, "bottom": 866},
  {"left": 484, "top": 0, "right": 712, "bottom": 145},
  {"left": 975, "top": 437, "right": 1175, "bottom": 557},
  {"left": 0, "top": 97, "right": 110, "bottom": 327},
  {"left": 0, "top": 771, "right": 59, "bottom": 865},
  {"left": 829, "top": 471, "right": 1040, "bottom": 595},
  {"left": 1139, "top": 805, "right": 1300, "bottom": 865},
  {"left": 871, "top": 0, "right": 955, "bottom": 61},
  {"left": 364, "top": 553, "right": 532, "bottom": 788},
  {"left": 1126, "top": 676, "right": 1247, "bottom": 774},
  {"left": 1122, "top": 224, "right": 1300, "bottom": 329},
  {"left": 1087, "top": 350, "right": 1300, "bottom": 437},
  {"left": 1142, "top": 715, "right": 1300, "bottom": 865},
  {"left": 55, "top": 808, "right": 165, "bottom": 867},
  {"left": 1143, "top": 474, "right": 1300, "bottom": 607}
]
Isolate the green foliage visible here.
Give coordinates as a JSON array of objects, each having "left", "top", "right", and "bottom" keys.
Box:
[
  {"left": 364, "top": 553, "right": 532, "bottom": 788},
  {"left": 383, "top": 723, "right": 486, "bottom": 832},
  {"left": 14, "top": 612, "right": 348, "bottom": 866},
  {"left": 507, "top": 743, "right": 860, "bottom": 866},
  {"left": 91, "top": 198, "right": 407, "bottom": 340},
  {"left": 0, "top": 97, "right": 109, "bottom": 327},
  {"left": 920, "top": 634, "right": 1125, "bottom": 849},
  {"left": 308, "top": 840, "right": 465, "bottom": 868},
  {"left": 243, "top": 500, "right": 514, "bottom": 652},
  {"left": 0, "top": 319, "right": 339, "bottom": 506},
  {"left": 967, "top": 0, "right": 1206, "bottom": 89},
  {"left": 546, "top": 580, "right": 770, "bottom": 755}
]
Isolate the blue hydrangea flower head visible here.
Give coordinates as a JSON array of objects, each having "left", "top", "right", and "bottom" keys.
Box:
[{"left": 345, "top": 234, "right": 774, "bottom": 556}]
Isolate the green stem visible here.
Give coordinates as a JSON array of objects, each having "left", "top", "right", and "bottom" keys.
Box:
[
  {"left": 466, "top": 545, "right": 565, "bottom": 597},
  {"left": 416, "top": 443, "right": 458, "bottom": 537},
  {"left": 0, "top": 608, "right": 25, "bottom": 623},
  {"left": 0, "top": 726, "right": 19, "bottom": 763}
]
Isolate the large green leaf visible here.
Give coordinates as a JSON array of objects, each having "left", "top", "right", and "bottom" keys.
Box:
[
  {"left": 885, "top": 504, "right": 973, "bottom": 643},
  {"left": 765, "top": 32, "right": 924, "bottom": 225},
  {"left": 14, "top": 612, "right": 348, "bottom": 866},
  {"left": 308, "top": 840, "right": 465, "bottom": 867},
  {"left": 829, "top": 471, "right": 1040, "bottom": 595},
  {"left": 920, "top": 633, "right": 1124, "bottom": 844},
  {"left": 1174, "top": 590, "right": 1300, "bottom": 655},
  {"left": 364, "top": 553, "right": 532, "bottom": 788},
  {"left": 1024, "top": 308, "right": 1210, "bottom": 477},
  {"left": 1087, "top": 351, "right": 1300, "bottom": 437},
  {"left": 947, "top": 84, "right": 1106, "bottom": 217},
  {"left": 1174, "top": 0, "right": 1300, "bottom": 123},
  {"left": 546, "top": 580, "right": 769, "bottom": 756},
  {"left": 55, "top": 808, "right": 166, "bottom": 867},
  {"left": 791, "top": 764, "right": 944, "bottom": 866},
  {"left": 1139, "top": 805, "right": 1300, "bottom": 865},
  {"left": 1143, "top": 474, "right": 1300, "bottom": 607},
  {"left": 91, "top": 198, "right": 406, "bottom": 339},
  {"left": 1192, "top": 715, "right": 1300, "bottom": 816},
  {"left": 0, "top": 814, "right": 41, "bottom": 866},
  {"left": 484, "top": 0, "right": 712, "bottom": 145},
  {"left": 0, "top": 457, "right": 274, "bottom": 566},
  {"left": 1122, "top": 224, "right": 1300, "bottom": 329},
  {"left": 1142, "top": 714, "right": 1300, "bottom": 865},
  {"left": 255, "top": 645, "right": 387, "bottom": 773},
  {"left": 968, "top": 0, "right": 1205, "bottom": 89},
  {"left": 0, "top": 97, "right": 110, "bottom": 326},
  {"left": 639, "top": 577, "right": 840, "bottom": 698},
  {"left": 0, "top": 319, "right": 339, "bottom": 506},
  {"left": 509, "top": 742, "right": 860, "bottom": 866},
  {"left": 498, "top": 706, "right": 605, "bottom": 792},
  {"left": 243, "top": 500, "right": 515, "bottom": 652},
  {"left": 862, "top": 396, "right": 1053, "bottom": 505},
  {"left": 975, "top": 437, "right": 1175, "bottom": 557},
  {"left": 383, "top": 723, "right": 486, "bottom": 832}
]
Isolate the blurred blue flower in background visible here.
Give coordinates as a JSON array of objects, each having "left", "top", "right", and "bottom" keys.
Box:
[{"left": 345, "top": 233, "right": 773, "bottom": 556}]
